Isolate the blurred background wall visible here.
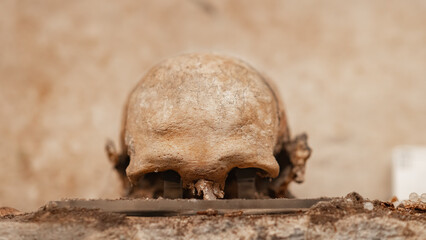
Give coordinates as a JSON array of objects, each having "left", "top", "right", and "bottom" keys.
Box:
[{"left": 1, "top": 0, "right": 425, "bottom": 211}]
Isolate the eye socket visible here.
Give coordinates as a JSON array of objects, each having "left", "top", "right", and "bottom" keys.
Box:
[
  {"left": 224, "top": 168, "right": 264, "bottom": 199},
  {"left": 128, "top": 172, "right": 163, "bottom": 198},
  {"left": 162, "top": 170, "right": 182, "bottom": 199},
  {"left": 127, "top": 170, "right": 183, "bottom": 199}
]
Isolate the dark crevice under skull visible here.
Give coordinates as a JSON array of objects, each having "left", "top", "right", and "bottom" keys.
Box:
[{"left": 106, "top": 53, "right": 311, "bottom": 199}]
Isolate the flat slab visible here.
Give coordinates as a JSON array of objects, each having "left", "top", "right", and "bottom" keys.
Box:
[
  {"left": 1, "top": 193, "right": 425, "bottom": 240},
  {"left": 49, "top": 198, "right": 331, "bottom": 216}
]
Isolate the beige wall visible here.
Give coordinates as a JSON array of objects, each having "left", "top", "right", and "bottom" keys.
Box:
[{"left": 1, "top": 0, "right": 425, "bottom": 211}]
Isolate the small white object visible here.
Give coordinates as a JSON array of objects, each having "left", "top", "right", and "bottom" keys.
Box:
[
  {"left": 392, "top": 201, "right": 401, "bottom": 208},
  {"left": 421, "top": 193, "right": 426, "bottom": 203},
  {"left": 363, "top": 202, "right": 374, "bottom": 211},
  {"left": 409, "top": 192, "right": 419, "bottom": 201},
  {"left": 392, "top": 146, "right": 426, "bottom": 200}
]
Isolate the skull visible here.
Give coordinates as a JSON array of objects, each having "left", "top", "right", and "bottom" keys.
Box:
[{"left": 107, "top": 53, "right": 311, "bottom": 199}]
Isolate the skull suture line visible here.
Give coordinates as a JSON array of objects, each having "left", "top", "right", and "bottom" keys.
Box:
[{"left": 106, "top": 53, "right": 311, "bottom": 199}]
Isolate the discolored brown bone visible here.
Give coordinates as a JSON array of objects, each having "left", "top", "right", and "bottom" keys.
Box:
[
  {"left": 106, "top": 53, "right": 311, "bottom": 199},
  {"left": 271, "top": 133, "right": 312, "bottom": 198},
  {"left": 194, "top": 179, "right": 224, "bottom": 200}
]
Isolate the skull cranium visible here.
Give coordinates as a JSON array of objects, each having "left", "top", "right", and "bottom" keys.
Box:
[{"left": 106, "top": 53, "right": 311, "bottom": 199}]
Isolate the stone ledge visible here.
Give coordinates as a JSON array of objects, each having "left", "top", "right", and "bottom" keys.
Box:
[{"left": 1, "top": 193, "right": 424, "bottom": 239}]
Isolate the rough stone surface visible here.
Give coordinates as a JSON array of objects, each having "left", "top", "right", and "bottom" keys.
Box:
[{"left": 1, "top": 193, "right": 424, "bottom": 239}]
